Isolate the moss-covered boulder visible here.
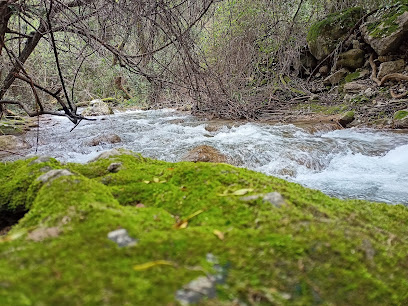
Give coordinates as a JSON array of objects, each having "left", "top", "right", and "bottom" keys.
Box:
[
  {"left": 361, "top": 2, "right": 408, "bottom": 55},
  {"left": 338, "top": 111, "right": 355, "bottom": 127},
  {"left": 1, "top": 153, "right": 408, "bottom": 305},
  {"left": 307, "top": 8, "right": 363, "bottom": 61},
  {"left": 394, "top": 109, "right": 408, "bottom": 128}
]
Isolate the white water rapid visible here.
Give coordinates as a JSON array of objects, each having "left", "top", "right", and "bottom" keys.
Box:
[{"left": 10, "top": 109, "right": 408, "bottom": 204}]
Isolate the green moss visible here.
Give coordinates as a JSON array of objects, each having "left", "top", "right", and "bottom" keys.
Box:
[
  {"left": 394, "top": 110, "right": 408, "bottom": 120},
  {"left": 307, "top": 7, "right": 363, "bottom": 43},
  {"left": 366, "top": 2, "right": 408, "bottom": 38},
  {"left": 345, "top": 71, "right": 361, "bottom": 83},
  {"left": 1, "top": 153, "right": 408, "bottom": 304}
]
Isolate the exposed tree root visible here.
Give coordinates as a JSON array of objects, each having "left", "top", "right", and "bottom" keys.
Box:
[{"left": 369, "top": 54, "right": 408, "bottom": 98}]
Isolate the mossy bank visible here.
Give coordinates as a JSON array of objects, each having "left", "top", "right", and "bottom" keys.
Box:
[{"left": 1, "top": 151, "right": 408, "bottom": 305}]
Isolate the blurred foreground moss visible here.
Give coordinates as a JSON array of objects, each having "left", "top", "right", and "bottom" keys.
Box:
[{"left": 1, "top": 151, "right": 408, "bottom": 305}]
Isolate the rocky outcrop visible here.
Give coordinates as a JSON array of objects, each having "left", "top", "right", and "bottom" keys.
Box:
[
  {"left": 307, "top": 8, "right": 363, "bottom": 61},
  {"left": 338, "top": 111, "right": 355, "bottom": 128},
  {"left": 81, "top": 99, "right": 114, "bottom": 116},
  {"left": 361, "top": 6, "right": 408, "bottom": 56},
  {"left": 182, "top": 145, "right": 228, "bottom": 163}
]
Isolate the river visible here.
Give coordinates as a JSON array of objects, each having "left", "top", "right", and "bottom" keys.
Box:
[{"left": 8, "top": 109, "right": 408, "bottom": 205}]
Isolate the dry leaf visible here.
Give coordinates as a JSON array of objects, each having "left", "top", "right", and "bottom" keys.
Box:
[
  {"left": 213, "top": 230, "right": 225, "bottom": 240},
  {"left": 153, "top": 177, "right": 160, "bottom": 183},
  {"left": 143, "top": 181, "right": 150, "bottom": 184},
  {"left": 133, "top": 260, "right": 175, "bottom": 271}
]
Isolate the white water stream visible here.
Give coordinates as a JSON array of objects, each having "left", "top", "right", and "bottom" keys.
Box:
[{"left": 12, "top": 109, "right": 408, "bottom": 204}]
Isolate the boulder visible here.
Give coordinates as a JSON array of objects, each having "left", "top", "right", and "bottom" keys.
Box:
[
  {"left": 182, "top": 145, "right": 227, "bottom": 163},
  {"left": 81, "top": 99, "right": 114, "bottom": 116},
  {"left": 336, "top": 49, "right": 365, "bottom": 70},
  {"left": 36, "top": 169, "right": 73, "bottom": 183},
  {"left": 393, "top": 109, "right": 408, "bottom": 128},
  {"left": 361, "top": 7, "right": 408, "bottom": 56},
  {"left": 307, "top": 8, "right": 363, "bottom": 61},
  {"left": 377, "top": 59, "right": 406, "bottom": 79},
  {"left": 323, "top": 68, "right": 349, "bottom": 86},
  {"left": 87, "top": 134, "right": 121, "bottom": 146}
]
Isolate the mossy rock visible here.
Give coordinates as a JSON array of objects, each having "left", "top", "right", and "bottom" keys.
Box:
[
  {"left": 393, "top": 109, "right": 408, "bottom": 128},
  {"left": 307, "top": 8, "right": 363, "bottom": 60},
  {"left": 361, "top": 2, "right": 408, "bottom": 55},
  {"left": 1, "top": 152, "right": 408, "bottom": 304}
]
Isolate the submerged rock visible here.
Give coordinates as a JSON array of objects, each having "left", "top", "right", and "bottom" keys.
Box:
[
  {"left": 87, "top": 134, "right": 121, "bottom": 146},
  {"left": 182, "top": 145, "right": 228, "bottom": 163}
]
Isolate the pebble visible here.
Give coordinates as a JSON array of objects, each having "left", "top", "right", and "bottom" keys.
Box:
[{"left": 107, "top": 229, "right": 137, "bottom": 247}]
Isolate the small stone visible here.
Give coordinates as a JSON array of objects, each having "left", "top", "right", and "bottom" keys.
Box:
[
  {"left": 29, "top": 156, "right": 52, "bottom": 165},
  {"left": 323, "top": 68, "right": 349, "bottom": 86},
  {"left": 175, "top": 276, "right": 216, "bottom": 305},
  {"left": 107, "top": 162, "right": 122, "bottom": 173},
  {"left": 338, "top": 111, "right": 355, "bottom": 128},
  {"left": 263, "top": 192, "right": 286, "bottom": 208},
  {"left": 364, "top": 88, "right": 376, "bottom": 98},
  {"left": 319, "top": 65, "right": 329, "bottom": 76},
  {"left": 343, "top": 82, "right": 369, "bottom": 93},
  {"left": 89, "top": 148, "right": 133, "bottom": 162},
  {"left": 28, "top": 227, "right": 60, "bottom": 242},
  {"left": 107, "top": 229, "right": 137, "bottom": 247},
  {"left": 87, "top": 134, "right": 121, "bottom": 146},
  {"left": 36, "top": 169, "right": 73, "bottom": 183}
]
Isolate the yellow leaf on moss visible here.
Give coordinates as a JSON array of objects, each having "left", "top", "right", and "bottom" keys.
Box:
[
  {"left": 231, "top": 188, "right": 253, "bottom": 196},
  {"left": 133, "top": 260, "right": 175, "bottom": 271},
  {"left": 213, "top": 230, "right": 225, "bottom": 240},
  {"left": 153, "top": 177, "right": 160, "bottom": 183}
]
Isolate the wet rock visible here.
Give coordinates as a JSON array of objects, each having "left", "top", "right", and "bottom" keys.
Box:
[
  {"left": 182, "top": 145, "right": 228, "bottom": 163},
  {"left": 338, "top": 111, "right": 355, "bottom": 128},
  {"left": 81, "top": 99, "right": 114, "bottom": 116},
  {"left": 393, "top": 109, "right": 408, "bottom": 128},
  {"left": 336, "top": 49, "right": 365, "bottom": 70},
  {"left": 343, "top": 82, "right": 369, "bottom": 93},
  {"left": 36, "top": 169, "right": 73, "bottom": 183},
  {"left": 361, "top": 9, "right": 408, "bottom": 56},
  {"left": 107, "top": 162, "right": 122, "bottom": 173},
  {"left": 87, "top": 134, "right": 121, "bottom": 146},
  {"left": 323, "top": 68, "right": 349, "bottom": 86},
  {"left": 175, "top": 276, "right": 216, "bottom": 305},
  {"left": 0, "top": 135, "right": 30, "bottom": 153},
  {"left": 107, "top": 228, "right": 137, "bottom": 247},
  {"left": 241, "top": 192, "right": 286, "bottom": 208},
  {"left": 377, "top": 59, "right": 405, "bottom": 79}
]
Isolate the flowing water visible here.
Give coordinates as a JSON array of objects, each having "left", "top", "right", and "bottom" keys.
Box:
[{"left": 9, "top": 109, "right": 408, "bottom": 204}]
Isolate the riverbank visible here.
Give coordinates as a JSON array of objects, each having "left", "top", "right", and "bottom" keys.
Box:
[{"left": 1, "top": 152, "right": 408, "bottom": 305}]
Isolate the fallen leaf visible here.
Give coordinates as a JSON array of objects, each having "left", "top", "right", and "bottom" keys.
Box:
[
  {"left": 153, "top": 177, "right": 160, "bottom": 183},
  {"left": 213, "top": 230, "right": 225, "bottom": 240},
  {"left": 174, "top": 210, "right": 204, "bottom": 229},
  {"left": 231, "top": 188, "right": 254, "bottom": 196},
  {"left": 143, "top": 181, "right": 150, "bottom": 184},
  {"left": 133, "top": 260, "right": 175, "bottom": 271},
  {"left": 159, "top": 180, "right": 167, "bottom": 183}
]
